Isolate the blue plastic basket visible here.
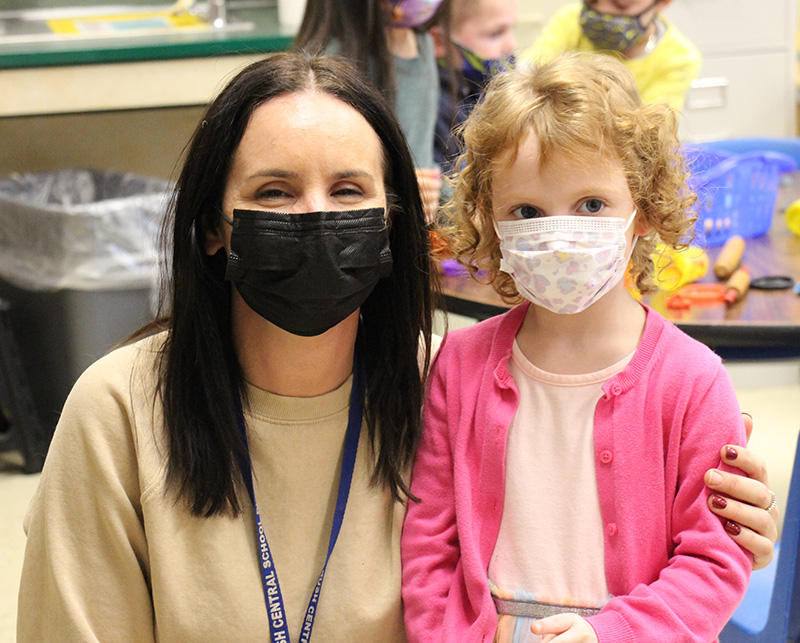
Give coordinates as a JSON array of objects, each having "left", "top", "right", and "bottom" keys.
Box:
[{"left": 683, "top": 145, "right": 796, "bottom": 246}]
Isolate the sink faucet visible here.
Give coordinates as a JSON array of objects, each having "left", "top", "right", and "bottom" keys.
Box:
[{"left": 208, "top": 0, "right": 227, "bottom": 28}]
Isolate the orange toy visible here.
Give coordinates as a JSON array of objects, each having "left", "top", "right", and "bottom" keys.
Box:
[{"left": 665, "top": 283, "right": 727, "bottom": 309}]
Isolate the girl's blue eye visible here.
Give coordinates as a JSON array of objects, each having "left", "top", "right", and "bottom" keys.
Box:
[
  {"left": 581, "top": 198, "right": 605, "bottom": 214},
  {"left": 511, "top": 205, "right": 540, "bottom": 219}
]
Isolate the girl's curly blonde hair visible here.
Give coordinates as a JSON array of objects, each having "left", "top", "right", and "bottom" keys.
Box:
[{"left": 440, "top": 52, "right": 697, "bottom": 302}]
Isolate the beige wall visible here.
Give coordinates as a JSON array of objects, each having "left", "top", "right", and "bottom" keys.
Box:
[
  {"left": 0, "top": 106, "right": 204, "bottom": 180},
  {"left": 0, "top": 53, "right": 262, "bottom": 180}
]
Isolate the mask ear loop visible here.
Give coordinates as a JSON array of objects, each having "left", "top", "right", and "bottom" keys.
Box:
[
  {"left": 624, "top": 208, "right": 639, "bottom": 232},
  {"left": 219, "top": 209, "right": 234, "bottom": 226},
  {"left": 383, "top": 198, "right": 397, "bottom": 230},
  {"left": 622, "top": 208, "right": 641, "bottom": 264}
]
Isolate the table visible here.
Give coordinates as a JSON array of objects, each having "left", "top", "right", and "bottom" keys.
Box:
[{"left": 440, "top": 173, "right": 800, "bottom": 358}]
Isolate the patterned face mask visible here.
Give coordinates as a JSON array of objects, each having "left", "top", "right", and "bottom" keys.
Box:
[
  {"left": 495, "top": 211, "right": 638, "bottom": 314},
  {"left": 387, "top": 0, "right": 443, "bottom": 28},
  {"left": 579, "top": 1, "right": 658, "bottom": 52}
]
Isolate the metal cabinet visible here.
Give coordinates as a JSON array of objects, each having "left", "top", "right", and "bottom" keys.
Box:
[{"left": 667, "top": 0, "right": 797, "bottom": 140}]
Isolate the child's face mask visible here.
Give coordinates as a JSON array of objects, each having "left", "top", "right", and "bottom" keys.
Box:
[
  {"left": 579, "top": 0, "right": 659, "bottom": 52},
  {"left": 452, "top": 41, "right": 515, "bottom": 87},
  {"left": 494, "top": 210, "right": 638, "bottom": 314},
  {"left": 387, "top": 0, "right": 443, "bottom": 28}
]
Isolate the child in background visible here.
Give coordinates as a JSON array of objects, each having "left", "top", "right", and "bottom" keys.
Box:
[
  {"left": 429, "top": 0, "right": 519, "bottom": 174},
  {"left": 523, "top": 0, "right": 700, "bottom": 111},
  {"left": 401, "top": 52, "right": 750, "bottom": 642},
  {"left": 294, "top": 0, "right": 443, "bottom": 221}
]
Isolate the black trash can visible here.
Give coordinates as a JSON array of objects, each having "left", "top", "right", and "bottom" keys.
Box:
[{"left": 0, "top": 168, "right": 170, "bottom": 434}]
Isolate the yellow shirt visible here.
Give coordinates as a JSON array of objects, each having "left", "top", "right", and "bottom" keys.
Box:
[
  {"left": 523, "top": 3, "right": 701, "bottom": 111},
  {"left": 18, "top": 333, "right": 408, "bottom": 642}
]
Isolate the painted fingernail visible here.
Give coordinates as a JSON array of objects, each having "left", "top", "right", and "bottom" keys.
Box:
[
  {"left": 725, "top": 446, "right": 738, "bottom": 461},
  {"left": 708, "top": 469, "right": 723, "bottom": 486},
  {"left": 712, "top": 495, "right": 728, "bottom": 509},
  {"left": 725, "top": 521, "right": 741, "bottom": 536}
]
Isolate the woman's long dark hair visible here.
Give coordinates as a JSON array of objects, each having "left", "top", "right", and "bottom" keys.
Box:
[
  {"left": 155, "top": 52, "right": 436, "bottom": 517},
  {"left": 293, "top": 0, "right": 396, "bottom": 96}
]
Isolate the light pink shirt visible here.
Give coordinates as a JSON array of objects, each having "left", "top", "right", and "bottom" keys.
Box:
[{"left": 489, "top": 341, "right": 634, "bottom": 610}]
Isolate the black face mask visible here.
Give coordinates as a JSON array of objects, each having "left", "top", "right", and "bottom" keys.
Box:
[{"left": 224, "top": 207, "right": 392, "bottom": 337}]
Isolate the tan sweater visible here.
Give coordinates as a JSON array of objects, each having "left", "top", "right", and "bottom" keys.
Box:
[{"left": 18, "top": 333, "right": 408, "bottom": 642}]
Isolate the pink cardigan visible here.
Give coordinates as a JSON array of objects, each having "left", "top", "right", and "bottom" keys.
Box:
[{"left": 401, "top": 303, "right": 751, "bottom": 643}]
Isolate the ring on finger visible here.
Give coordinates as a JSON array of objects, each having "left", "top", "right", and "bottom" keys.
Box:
[{"left": 765, "top": 490, "right": 778, "bottom": 512}]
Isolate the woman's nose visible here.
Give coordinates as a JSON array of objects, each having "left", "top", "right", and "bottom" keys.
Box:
[{"left": 295, "top": 192, "right": 329, "bottom": 213}]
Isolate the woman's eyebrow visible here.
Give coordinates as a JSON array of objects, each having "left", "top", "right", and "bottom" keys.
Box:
[
  {"left": 247, "top": 169, "right": 299, "bottom": 180},
  {"left": 246, "top": 169, "right": 375, "bottom": 180},
  {"left": 332, "top": 170, "right": 375, "bottom": 180}
]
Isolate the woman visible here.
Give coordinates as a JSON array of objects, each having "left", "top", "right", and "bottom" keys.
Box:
[
  {"left": 294, "top": 0, "right": 444, "bottom": 220},
  {"left": 17, "top": 52, "right": 778, "bottom": 642},
  {"left": 18, "top": 53, "right": 434, "bottom": 642}
]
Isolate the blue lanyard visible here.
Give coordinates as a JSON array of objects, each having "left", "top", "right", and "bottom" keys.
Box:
[{"left": 236, "top": 355, "right": 364, "bottom": 643}]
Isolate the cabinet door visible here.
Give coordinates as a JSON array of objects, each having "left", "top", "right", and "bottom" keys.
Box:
[
  {"left": 680, "top": 52, "right": 795, "bottom": 141},
  {"left": 667, "top": 0, "right": 792, "bottom": 55}
]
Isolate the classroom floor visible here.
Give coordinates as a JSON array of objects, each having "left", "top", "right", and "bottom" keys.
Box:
[{"left": 1, "top": 350, "right": 798, "bottom": 641}]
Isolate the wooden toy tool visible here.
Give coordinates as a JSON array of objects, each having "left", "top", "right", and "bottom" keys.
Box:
[
  {"left": 724, "top": 267, "right": 751, "bottom": 304},
  {"left": 713, "top": 236, "right": 745, "bottom": 279}
]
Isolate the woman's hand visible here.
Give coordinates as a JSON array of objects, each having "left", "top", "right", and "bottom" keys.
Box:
[
  {"left": 705, "top": 412, "right": 779, "bottom": 570},
  {"left": 530, "top": 614, "right": 598, "bottom": 643}
]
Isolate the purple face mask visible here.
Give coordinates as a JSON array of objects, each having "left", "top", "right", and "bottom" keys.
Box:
[{"left": 388, "top": 0, "right": 443, "bottom": 28}]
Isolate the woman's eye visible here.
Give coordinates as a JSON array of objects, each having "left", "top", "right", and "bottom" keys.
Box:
[
  {"left": 511, "top": 205, "right": 540, "bottom": 219},
  {"left": 332, "top": 185, "right": 365, "bottom": 199},
  {"left": 256, "top": 187, "right": 291, "bottom": 200},
  {"left": 579, "top": 198, "right": 605, "bottom": 214}
]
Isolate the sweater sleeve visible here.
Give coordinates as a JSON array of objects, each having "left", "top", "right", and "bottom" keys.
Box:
[
  {"left": 588, "top": 361, "right": 752, "bottom": 643},
  {"left": 636, "top": 56, "right": 699, "bottom": 112},
  {"left": 633, "top": 29, "right": 702, "bottom": 111},
  {"left": 17, "top": 349, "right": 154, "bottom": 642},
  {"left": 401, "top": 353, "right": 460, "bottom": 643}
]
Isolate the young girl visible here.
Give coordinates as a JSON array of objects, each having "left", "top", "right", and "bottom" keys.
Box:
[
  {"left": 429, "top": 0, "right": 519, "bottom": 174},
  {"left": 401, "top": 52, "right": 751, "bottom": 642}
]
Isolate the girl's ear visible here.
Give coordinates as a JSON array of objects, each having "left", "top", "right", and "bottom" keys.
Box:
[{"left": 634, "top": 212, "right": 653, "bottom": 236}]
